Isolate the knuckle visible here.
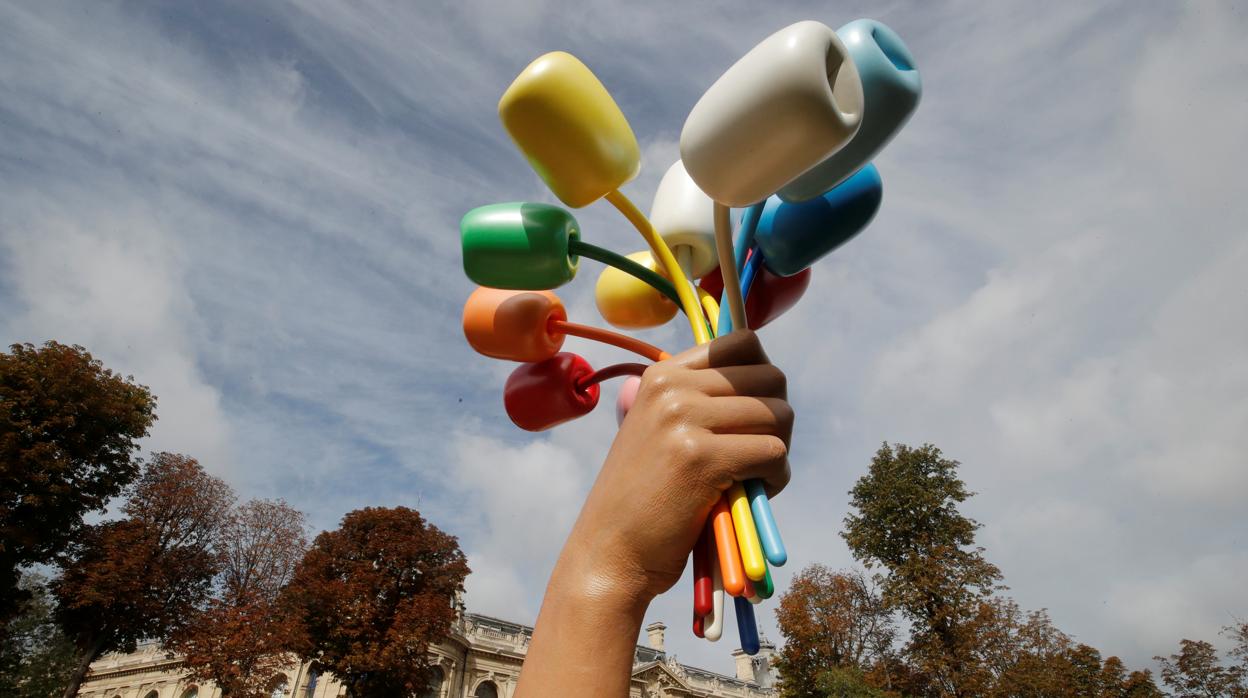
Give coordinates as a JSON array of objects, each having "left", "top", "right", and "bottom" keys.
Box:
[
  {"left": 736, "top": 329, "right": 762, "bottom": 353},
  {"left": 660, "top": 395, "right": 693, "bottom": 424},
  {"left": 670, "top": 431, "right": 705, "bottom": 466},
  {"left": 761, "top": 435, "right": 788, "bottom": 464},
  {"left": 642, "top": 366, "right": 673, "bottom": 394},
  {"left": 774, "top": 400, "right": 795, "bottom": 430},
  {"left": 770, "top": 366, "right": 788, "bottom": 396}
]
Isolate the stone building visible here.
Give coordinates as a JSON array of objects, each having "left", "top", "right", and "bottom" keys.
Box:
[{"left": 77, "top": 610, "right": 777, "bottom": 698}]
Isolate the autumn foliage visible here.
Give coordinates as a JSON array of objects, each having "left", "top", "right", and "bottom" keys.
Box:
[
  {"left": 1, "top": 342, "right": 156, "bottom": 625},
  {"left": 52, "top": 453, "right": 234, "bottom": 698},
  {"left": 1154, "top": 626, "right": 1248, "bottom": 697},
  {"left": 173, "top": 499, "right": 309, "bottom": 698},
  {"left": 282, "top": 506, "right": 470, "bottom": 697},
  {"left": 774, "top": 566, "right": 896, "bottom": 696}
]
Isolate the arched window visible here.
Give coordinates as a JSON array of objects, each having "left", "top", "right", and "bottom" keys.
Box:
[
  {"left": 473, "top": 681, "right": 498, "bottom": 698},
  {"left": 304, "top": 666, "right": 319, "bottom": 698},
  {"left": 181, "top": 687, "right": 199, "bottom": 698},
  {"left": 143, "top": 692, "right": 159, "bottom": 698},
  {"left": 419, "top": 666, "right": 445, "bottom": 698},
  {"left": 269, "top": 676, "right": 289, "bottom": 698}
]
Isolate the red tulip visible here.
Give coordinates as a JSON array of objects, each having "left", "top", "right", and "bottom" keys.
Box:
[
  {"left": 504, "top": 353, "right": 599, "bottom": 431},
  {"left": 699, "top": 263, "right": 811, "bottom": 330}
]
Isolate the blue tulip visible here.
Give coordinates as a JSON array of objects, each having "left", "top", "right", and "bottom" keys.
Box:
[
  {"left": 755, "top": 164, "right": 883, "bottom": 277},
  {"left": 779, "top": 20, "right": 920, "bottom": 202}
]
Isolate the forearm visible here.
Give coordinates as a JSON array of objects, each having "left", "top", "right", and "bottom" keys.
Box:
[{"left": 515, "top": 530, "right": 649, "bottom": 697}]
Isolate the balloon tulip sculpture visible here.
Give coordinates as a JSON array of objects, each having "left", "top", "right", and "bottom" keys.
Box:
[{"left": 460, "top": 18, "right": 922, "bottom": 655}]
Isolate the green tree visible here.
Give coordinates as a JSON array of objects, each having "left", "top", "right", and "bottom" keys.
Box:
[
  {"left": 53, "top": 453, "right": 234, "bottom": 698},
  {"left": 842, "top": 443, "right": 1002, "bottom": 695},
  {"left": 1, "top": 342, "right": 156, "bottom": 625},
  {"left": 282, "top": 507, "right": 470, "bottom": 697},
  {"left": 0, "top": 574, "right": 77, "bottom": 697}
]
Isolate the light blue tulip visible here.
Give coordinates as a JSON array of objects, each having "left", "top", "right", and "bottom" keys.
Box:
[{"left": 779, "top": 19, "right": 920, "bottom": 202}]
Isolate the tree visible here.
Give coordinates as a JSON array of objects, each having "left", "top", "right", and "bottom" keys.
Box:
[
  {"left": 1121, "top": 669, "right": 1166, "bottom": 698},
  {"left": 1227, "top": 621, "right": 1248, "bottom": 681},
  {"left": 0, "top": 574, "right": 77, "bottom": 697},
  {"left": 774, "top": 565, "right": 896, "bottom": 697},
  {"left": 52, "top": 453, "right": 234, "bottom": 698},
  {"left": 1155, "top": 638, "right": 1246, "bottom": 697},
  {"left": 815, "top": 666, "right": 899, "bottom": 698},
  {"left": 282, "top": 507, "right": 470, "bottom": 697},
  {"left": 842, "top": 443, "right": 1003, "bottom": 695},
  {"left": 970, "top": 598, "right": 1071, "bottom": 696},
  {"left": 174, "top": 499, "right": 308, "bottom": 697},
  {"left": 1, "top": 341, "right": 156, "bottom": 625}
]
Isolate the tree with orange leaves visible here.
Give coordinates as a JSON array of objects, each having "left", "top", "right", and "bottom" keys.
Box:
[
  {"left": 773, "top": 565, "right": 897, "bottom": 697},
  {"left": 173, "top": 499, "right": 309, "bottom": 697},
  {"left": 1, "top": 342, "right": 156, "bottom": 627},
  {"left": 52, "top": 453, "right": 234, "bottom": 698},
  {"left": 281, "top": 507, "right": 470, "bottom": 697}
]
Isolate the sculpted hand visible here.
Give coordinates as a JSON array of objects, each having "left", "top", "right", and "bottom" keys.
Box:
[
  {"left": 517, "top": 329, "right": 793, "bottom": 697},
  {"left": 563, "top": 329, "right": 793, "bottom": 606}
]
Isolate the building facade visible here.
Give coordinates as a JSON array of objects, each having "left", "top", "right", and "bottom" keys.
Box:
[{"left": 77, "top": 611, "right": 778, "bottom": 698}]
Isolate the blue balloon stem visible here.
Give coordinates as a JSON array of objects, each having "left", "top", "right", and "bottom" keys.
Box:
[
  {"left": 746, "top": 479, "right": 787, "bottom": 567},
  {"left": 734, "top": 595, "right": 761, "bottom": 655},
  {"left": 718, "top": 202, "right": 764, "bottom": 336}
]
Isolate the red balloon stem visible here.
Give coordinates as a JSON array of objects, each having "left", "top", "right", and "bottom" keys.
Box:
[{"left": 574, "top": 362, "right": 648, "bottom": 391}]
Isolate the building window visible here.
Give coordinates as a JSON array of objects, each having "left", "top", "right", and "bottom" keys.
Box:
[
  {"left": 143, "top": 692, "right": 159, "bottom": 698},
  {"left": 419, "top": 666, "right": 444, "bottom": 698},
  {"left": 473, "top": 681, "right": 498, "bottom": 698},
  {"left": 305, "top": 667, "right": 319, "bottom": 697},
  {"left": 181, "top": 688, "right": 199, "bottom": 698},
  {"left": 269, "top": 677, "right": 289, "bottom": 698}
]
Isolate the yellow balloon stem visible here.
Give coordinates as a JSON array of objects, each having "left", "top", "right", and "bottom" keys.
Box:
[
  {"left": 678, "top": 245, "right": 716, "bottom": 339},
  {"left": 728, "top": 482, "right": 767, "bottom": 582},
  {"left": 714, "top": 202, "right": 748, "bottom": 333},
  {"left": 696, "top": 287, "right": 720, "bottom": 337},
  {"left": 605, "top": 190, "right": 711, "bottom": 346}
]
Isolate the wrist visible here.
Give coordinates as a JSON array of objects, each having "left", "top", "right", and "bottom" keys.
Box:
[{"left": 548, "top": 529, "right": 653, "bottom": 621}]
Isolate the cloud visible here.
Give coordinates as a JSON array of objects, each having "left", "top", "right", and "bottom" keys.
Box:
[
  {"left": 2, "top": 0, "right": 1246, "bottom": 677},
  {"left": 0, "top": 199, "right": 234, "bottom": 477}
]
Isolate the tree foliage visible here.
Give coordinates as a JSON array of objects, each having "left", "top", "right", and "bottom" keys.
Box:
[
  {"left": 174, "top": 499, "right": 308, "bottom": 698},
  {"left": 282, "top": 507, "right": 470, "bottom": 697},
  {"left": 0, "top": 574, "right": 77, "bottom": 697},
  {"left": 823, "top": 442, "right": 1164, "bottom": 697},
  {"left": 52, "top": 453, "right": 234, "bottom": 698},
  {"left": 1155, "top": 633, "right": 1247, "bottom": 698},
  {"left": 843, "top": 443, "right": 1003, "bottom": 694},
  {"left": 0, "top": 341, "right": 156, "bottom": 624},
  {"left": 967, "top": 597, "right": 1161, "bottom": 697},
  {"left": 774, "top": 565, "right": 896, "bottom": 697}
]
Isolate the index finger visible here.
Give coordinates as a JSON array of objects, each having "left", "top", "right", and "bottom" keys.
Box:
[{"left": 669, "top": 329, "right": 770, "bottom": 370}]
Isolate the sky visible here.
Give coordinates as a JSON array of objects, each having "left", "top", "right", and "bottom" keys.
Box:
[{"left": 2, "top": 0, "right": 1246, "bottom": 678}]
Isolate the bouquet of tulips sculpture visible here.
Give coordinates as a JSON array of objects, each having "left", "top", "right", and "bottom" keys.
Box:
[{"left": 460, "top": 19, "right": 921, "bottom": 655}]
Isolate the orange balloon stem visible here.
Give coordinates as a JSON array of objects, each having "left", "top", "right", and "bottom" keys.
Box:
[
  {"left": 711, "top": 495, "right": 746, "bottom": 596},
  {"left": 549, "top": 319, "right": 671, "bottom": 362}
]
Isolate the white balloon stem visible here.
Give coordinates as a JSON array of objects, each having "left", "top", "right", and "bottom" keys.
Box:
[{"left": 714, "top": 203, "right": 748, "bottom": 332}]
